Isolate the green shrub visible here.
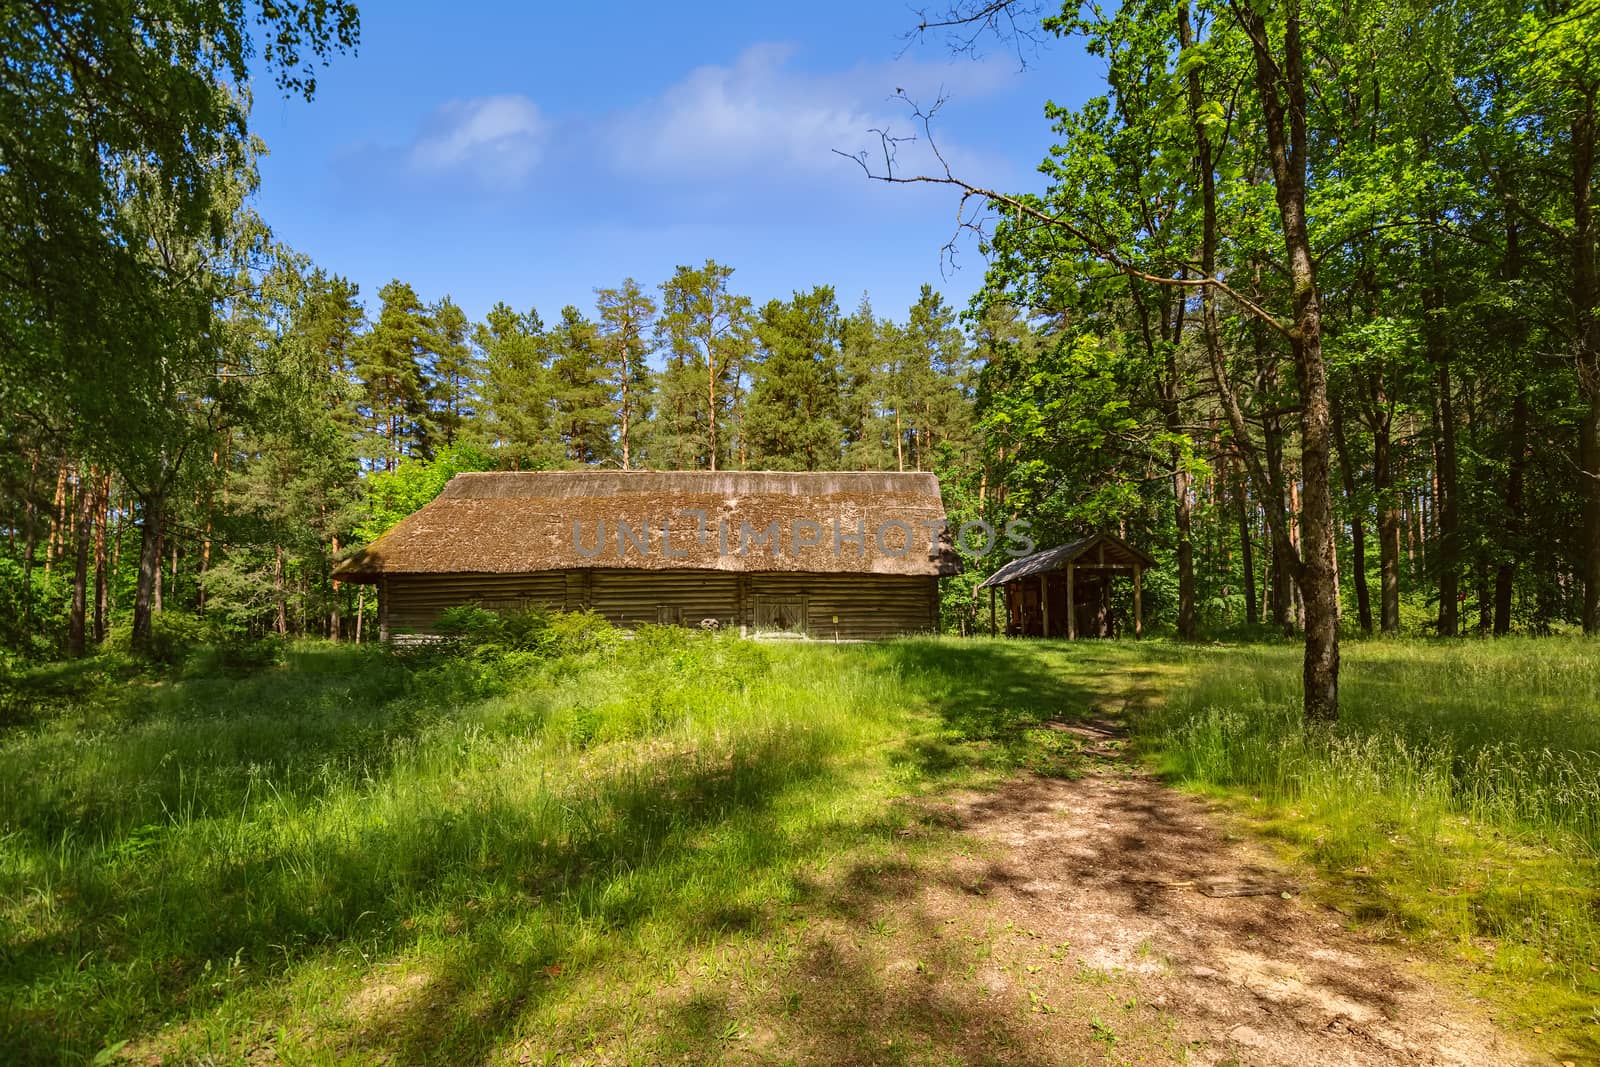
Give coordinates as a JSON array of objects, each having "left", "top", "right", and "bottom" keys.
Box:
[
  {"left": 211, "top": 634, "right": 286, "bottom": 676},
  {"left": 106, "top": 611, "right": 209, "bottom": 669}
]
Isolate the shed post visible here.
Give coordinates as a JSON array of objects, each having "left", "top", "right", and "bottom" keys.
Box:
[
  {"left": 1040, "top": 573, "right": 1050, "bottom": 638},
  {"left": 1066, "top": 563, "right": 1077, "bottom": 640},
  {"left": 1133, "top": 564, "right": 1143, "bottom": 639},
  {"left": 989, "top": 585, "right": 997, "bottom": 637}
]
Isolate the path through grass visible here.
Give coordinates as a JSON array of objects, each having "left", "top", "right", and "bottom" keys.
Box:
[{"left": 1, "top": 630, "right": 1594, "bottom": 1062}]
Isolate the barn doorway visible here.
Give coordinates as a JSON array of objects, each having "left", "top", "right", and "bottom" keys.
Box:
[{"left": 754, "top": 594, "right": 807, "bottom": 637}]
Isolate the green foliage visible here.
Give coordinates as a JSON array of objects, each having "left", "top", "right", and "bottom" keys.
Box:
[
  {"left": 546, "top": 306, "right": 616, "bottom": 463},
  {"left": 653, "top": 260, "right": 755, "bottom": 469},
  {"left": 357, "top": 442, "right": 494, "bottom": 542},
  {"left": 0, "top": 0, "right": 360, "bottom": 417},
  {"left": 106, "top": 611, "right": 210, "bottom": 669},
  {"left": 746, "top": 286, "right": 846, "bottom": 470},
  {"left": 0, "top": 557, "right": 71, "bottom": 662},
  {"left": 356, "top": 280, "right": 436, "bottom": 470}
]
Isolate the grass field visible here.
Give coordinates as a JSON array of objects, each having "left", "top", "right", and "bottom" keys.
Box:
[
  {"left": 0, "top": 624, "right": 1596, "bottom": 1063},
  {"left": 1139, "top": 638, "right": 1600, "bottom": 1056}
]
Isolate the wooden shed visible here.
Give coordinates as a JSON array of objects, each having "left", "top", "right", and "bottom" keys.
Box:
[
  {"left": 332, "top": 471, "right": 961, "bottom": 641},
  {"left": 977, "top": 533, "right": 1155, "bottom": 639}
]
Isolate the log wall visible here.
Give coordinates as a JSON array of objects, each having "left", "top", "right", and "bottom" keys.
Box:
[{"left": 380, "top": 569, "right": 939, "bottom": 641}]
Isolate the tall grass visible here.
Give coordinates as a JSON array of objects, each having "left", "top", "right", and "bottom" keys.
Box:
[
  {"left": 6, "top": 630, "right": 1596, "bottom": 1061},
  {"left": 1138, "top": 638, "right": 1600, "bottom": 1051},
  {"left": 0, "top": 624, "right": 1104, "bottom": 1064}
]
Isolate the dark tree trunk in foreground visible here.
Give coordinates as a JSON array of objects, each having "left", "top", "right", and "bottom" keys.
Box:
[
  {"left": 93, "top": 475, "right": 109, "bottom": 644},
  {"left": 1373, "top": 412, "right": 1401, "bottom": 634},
  {"left": 1240, "top": 0, "right": 1339, "bottom": 721},
  {"left": 1174, "top": 451, "right": 1197, "bottom": 639},
  {"left": 1427, "top": 270, "right": 1462, "bottom": 636},
  {"left": 1495, "top": 391, "right": 1528, "bottom": 634}
]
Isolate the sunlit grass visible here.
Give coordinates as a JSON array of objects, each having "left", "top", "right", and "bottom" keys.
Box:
[
  {"left": 0, "top": 628, "right": 1130, "bottom": 1064},
  {"left": 1137, "top": 637, "right": 1600, "bottom": 1057},
  {"left": 2, "top": 630, "right": 1596, "bottom": 1063}
]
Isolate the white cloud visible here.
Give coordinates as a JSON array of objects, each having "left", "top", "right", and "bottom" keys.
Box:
[
  {"left": 408, "top": 95, "right": 549, "bottom": 186},
  {"left": 361, "top": 45, "right": 1011, "bottom": 199},
  {"left": 609, "top": 43, "right": 1010, "bottom": 182}
]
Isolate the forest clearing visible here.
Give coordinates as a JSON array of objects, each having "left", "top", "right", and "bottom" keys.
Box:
[
  {"left": 2, "top": 629, "right": 1595, "bottom": 1064},
  {"left": 7, "top": 0, "right": 1600, "bottom": 1064}
]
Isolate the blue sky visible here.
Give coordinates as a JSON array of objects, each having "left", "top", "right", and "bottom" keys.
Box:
[{"left": 250, "top": 2, "right": 1100, "bottom": 326}]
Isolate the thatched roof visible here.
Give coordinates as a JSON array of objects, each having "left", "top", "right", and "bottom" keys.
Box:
[
  {"left": 334, "top": 471, "right": 962, "bottom": 582},
  {"left": 977, "top": 533, "right": 1155, "bottom": 589}
]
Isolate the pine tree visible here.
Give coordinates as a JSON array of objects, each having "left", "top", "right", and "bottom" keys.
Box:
[
  {"left": 477, "top": 303, "right": 559, "bottom": 470},
  {"left": 656, "top": 261, "right": 753, "bottom": 470},
  {"left": 747, "top": 287, "right": 845, "bottom": 470},
  {"left": 427, "top": 296, "right": 482, "bottom": 449},
  {"left": 546, "top": 306, "right": 614, "bottom": 465},
  {"left": 355, "top": 281, "right": 433, "bottom": 471},
  {"left": 595, "top": 279, "right": 657, "bottom": 470},
  {"left": 840, "top": 294, "right": 898, "bottom": 470}
]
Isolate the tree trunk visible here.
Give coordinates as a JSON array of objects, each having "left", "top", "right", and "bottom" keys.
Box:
[
  {"left": 1332, "top": 401, "right": 1372, "bottom": 634},
  {"left": 1495, "top": 391, "right": 1528, "bottom": 634},
  {"left": 1264, "top": 426, "right": 1294, "bottom": 632},
  {"left": 1173, "top": 449, "right": 1197, "bottom": 639},
  {"left": 274, "top": 544, "right": 289, "bottom": 636},
  {"left": 706, "top": 345, "right": 719, "bottom": 471},
  {"left": 1369, "top": 403, "right": 1400, "bottom": 635},
  {"left": 1428, "top": 291, "right": 1462, "bottom": 636},
  {"left": 620, "top": 367, "right": 632, "bottom": 470},
  {"left": 1242, "top": 0, "right": 1339, "bottom": 721},
  {"left": 45, "top": 458, "right": 67, "bottom": 574},
  {"left": 1234, "top": 455, "right": 1259, "bottom": 626},
  {"left": 69, "top": 471, "right": 92, "bottom": 656},
  {"left": 132, "top": 494, "right": 165, "bottom": 652},
  {"left": 1572, "top": 99, "right": 1600, "bottom": 633},
  {"left": 94, "top": 473, "right": 110, "bottom": 644},
  {"left": 169, "top": 538, "right": 180, "bottom": 613},
  {"left": 21, "top": 451, "right": 39, "bottom": 627},
  {"left": 329, "top": 534, "right": 342, "bottom": 640}
]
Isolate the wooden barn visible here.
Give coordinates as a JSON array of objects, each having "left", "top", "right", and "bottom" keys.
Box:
[
  {"left": 978, "top": 533, "right": 1155, "bottom": 639},
  {"left": 332, "top": 471, "right": 961, "bottom": 641}
]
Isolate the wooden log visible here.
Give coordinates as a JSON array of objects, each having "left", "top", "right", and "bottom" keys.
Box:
[
  {"left": 1066, "top": 564, "right": 1077, "bottom": 640},
  {"left": 1134, "top": 564, "right": 1143, "bottom": 639}
]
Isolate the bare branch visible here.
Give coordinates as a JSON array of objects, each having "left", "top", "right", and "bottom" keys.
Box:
[
  {"left": 902, "top": 1, "right": 1047, "bottom": 69},
  {"left": 839, "top": 92, "right": 1294, "bottom": 339}
]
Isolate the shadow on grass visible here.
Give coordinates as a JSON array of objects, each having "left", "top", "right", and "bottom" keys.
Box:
[
  {"left": 4, "top": 637, "right": 1185, "bottom": 1065},
  {"left": 5, "top": 713, "right": 868, "bottom": 1059},
  {"left": 0, "top": 645, "right": 477, "bottom": 848},
  {"left": 872, "top": 638, "right": 1178, "bottom": 778}
]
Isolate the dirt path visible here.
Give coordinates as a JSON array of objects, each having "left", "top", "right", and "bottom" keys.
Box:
[{"left": 911, "top": 726, "right": 1538, "bottom": 1066}]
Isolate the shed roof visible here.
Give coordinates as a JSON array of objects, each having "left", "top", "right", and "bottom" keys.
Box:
[
  {"left": 334, "top": 470, "right": 961, "bottom": 582},
  {"left": 977, "top": 533, "right": 1156, "bottom": 589}
]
